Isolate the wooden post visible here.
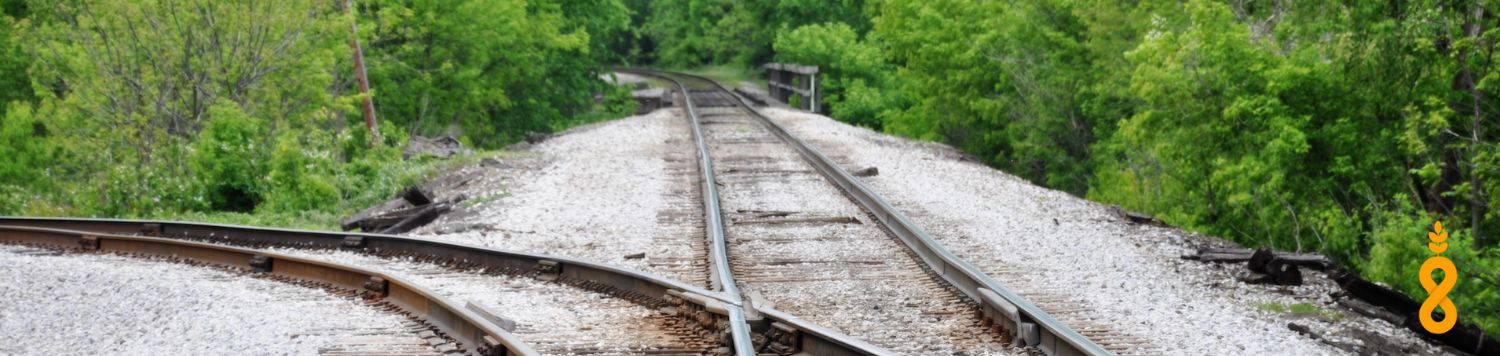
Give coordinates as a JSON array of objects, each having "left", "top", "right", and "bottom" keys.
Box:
[{"left": 341, "top": 0, "right": 380, "bottom": 145}]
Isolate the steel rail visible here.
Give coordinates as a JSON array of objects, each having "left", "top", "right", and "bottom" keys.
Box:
[
  {"left": 656, "top": 70, "right": 1113, "bottom": 356},
  {"left": 0, "top": 216, "right": 889, "bottom": 355},
  {"left": 0, "top": 225, "right": 535, "bottom": 356},
  {"left": 622, "top": 68, "right": 755, "bottom": 356},
  {"left": 623, "top": 69, "right": 899, "bottom": 356},
  {"left": 679, "top": 69, "right": 762, "bottom": 356}
]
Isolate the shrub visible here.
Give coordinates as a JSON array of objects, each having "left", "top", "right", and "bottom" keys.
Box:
[
  {"left": 261, "top": 133, "right": 339, "bottom": 213},
  {"left": 191, "top": 101, "right": 268, "bottom": 212}
]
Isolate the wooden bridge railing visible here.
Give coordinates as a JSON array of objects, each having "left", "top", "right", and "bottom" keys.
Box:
[{"left": 763, "top": 63, "right": 819, "bottom": 113}]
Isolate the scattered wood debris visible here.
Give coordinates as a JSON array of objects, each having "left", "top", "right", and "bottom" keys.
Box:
[
  {"left": 403, "top": 135, "right": 471, "bottom": 159},
  {"left": 1331, "top": 272, "right": 1500, "bottom": 354},
  {"left": 1182, "top": 243, "right": 1499, "bottom": 352},
  {"left": 341, "top": 184, "right": 460, "bottom": 234},
  {"left": 1184, "top": 247, "right": 1333, "bottom": 270},
  {"left": 1182, "top": 247, "right": 1324, "bottom": 285},
  {"left": 851, "top": 166, "right": 879, "bottom": 177},
  {"left": 1108, "top": 205, "right": 1167, "bottom": 226}
]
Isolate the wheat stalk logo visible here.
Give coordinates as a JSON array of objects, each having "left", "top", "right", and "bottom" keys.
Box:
[{"left": 1419, "top": 220, "right": 1458, "bottom": 334}]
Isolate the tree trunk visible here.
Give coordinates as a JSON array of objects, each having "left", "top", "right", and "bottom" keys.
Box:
[
  {"left": 341, "top": 0, "right": 379, "bottom": 145},
  {"left": 1464, "top": 5, "right": 1488, "bottom": 248}
]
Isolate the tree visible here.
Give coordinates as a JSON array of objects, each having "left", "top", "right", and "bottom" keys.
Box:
[
  {"left": 361, "top": 0, "right": 610, "bottom": 147},
  {"left": 23, "top": 0, "right": 347, "bottom": 215},
  {"left": 0, "top": 8, "right": 30, "bottom": 117}
]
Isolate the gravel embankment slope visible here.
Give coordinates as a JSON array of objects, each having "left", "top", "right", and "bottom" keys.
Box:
[
  {"left": 415, "top": 109, "right": 708, "bottom": 287},
  {"left": 760, "top": 108, "right": 1452, "bottom": 356},
  {"left": 0, "top": 245, "right": 432, "bottom": 355}
]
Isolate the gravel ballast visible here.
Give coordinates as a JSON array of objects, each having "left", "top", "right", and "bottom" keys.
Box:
[
  {"left": 415, "top": 109, "right": 709, "bottom": 287},
  {"left": 0, "top": 245, "right": 433, "bottom": 355},
  {"left": 760, "top": 107, "right": 1453, "bottom": 355}
]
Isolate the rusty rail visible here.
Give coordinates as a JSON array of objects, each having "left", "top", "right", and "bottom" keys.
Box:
[{"left": 0, "top": 224, "right": 535, "bottom": 356}]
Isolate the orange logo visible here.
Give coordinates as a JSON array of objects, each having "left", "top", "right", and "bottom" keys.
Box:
[{"left": 1419, "top": 220, "right": 1458, "bottom": 334}]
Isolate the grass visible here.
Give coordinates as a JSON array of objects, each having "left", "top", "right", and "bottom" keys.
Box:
[
  {"left": 153, "top": 150, "right": 513, "bottom": 231},
  {"left": 161, "top": 210, "right": 350, "bottom": 231},
  {"left": 1255, "top": 302, "right": 1346, "bottom": 322}
]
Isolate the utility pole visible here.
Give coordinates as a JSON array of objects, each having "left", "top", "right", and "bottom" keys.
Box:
[{"left": 341, "top": 0, "right": 380, "bottom": 145}]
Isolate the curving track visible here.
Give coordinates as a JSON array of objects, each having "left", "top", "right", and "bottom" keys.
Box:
[
  {"left": 0, "top": 244, "right": 442, "bottom": 356},
  {"left": 0, "top": 225, "right": 531, "bottom": 356},
  {"left": 0, "top": 217, "right": 888, "bottom": 355}
]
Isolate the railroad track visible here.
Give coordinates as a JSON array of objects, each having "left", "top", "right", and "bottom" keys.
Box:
[
  {"left": 0, "top": 220, "right": 720, "bottom": 355},
  {"left": 0, "top": 225, "right": 531, "bottom": 356},
  {"left": 621, "top": 69, "right": 1114, "bottom": 356},
  {"left": 642, "top": 70, "right": 889, "bottom": 355},
  {"left": 0, "top": 217, "right": 884, "bottom": 355},
  {"left": 0, "top": 244, "right": 445, "bottom": 356},
  {"left": 672, "top": 73, "right": 1002, "bottom": 355},
  {"left": 3, "top": 70, "right": 1118, "bottom": 355}
]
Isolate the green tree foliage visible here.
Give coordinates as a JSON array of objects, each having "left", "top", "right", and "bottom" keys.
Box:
[
  {"left": 263, "top": 132, "right": 340, "bottom": 213},
  {"left": 875, "top": 0, "right": 1108, "bottom": 192},
  {"left": 630, "top": 0, "right": 1500, "bottom": 334},
  {"left": 20, "top": 0, "right": 347, "bottom": 216},
  {"left": 1094, "top": 1, "right": 1320, "bottom": 247},
  {"left": 191, "top": 101, "right": 268, "bottom": 212},
  {"left": 0, "top": 0, "right": 634, "bottom": 226},
  {"left": 643, "top": 0, "right": 868, "bottom": 67},
  {"left": 0, "top": 9, "right": 30, "bottom": 116},
  {"left": 772, "top": 22, "right": 897, "bottom": 129},
  {"left": 360, "top": 0, "right": 630, "bottom": 148},
  {"left": 644, "top": 0, "right": 753, "bottom": 66},
  {"left": 0, "top": 103, "right": 51, "bottom": 213}
]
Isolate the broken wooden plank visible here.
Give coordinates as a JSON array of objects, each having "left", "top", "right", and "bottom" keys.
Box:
[
  {"left": 1185, "top": 252, "right": 1252, "bottom": 263},
  {"left": 379, "top": 203, "right": 451, "bottom": 234},
  {"left": 341, "top": 198, "right": 412, "bottom": 231},
  {"left": 1183, "top": 246, "right": 1333, "bottom": 270}
]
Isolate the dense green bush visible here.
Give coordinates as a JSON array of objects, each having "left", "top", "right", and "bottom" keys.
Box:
[
  {"left": 263, "top": 133, "right": 341, "bottom": 213},
  {"left": 192, "top": 102, "right": 269, "bottom": 212}
]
